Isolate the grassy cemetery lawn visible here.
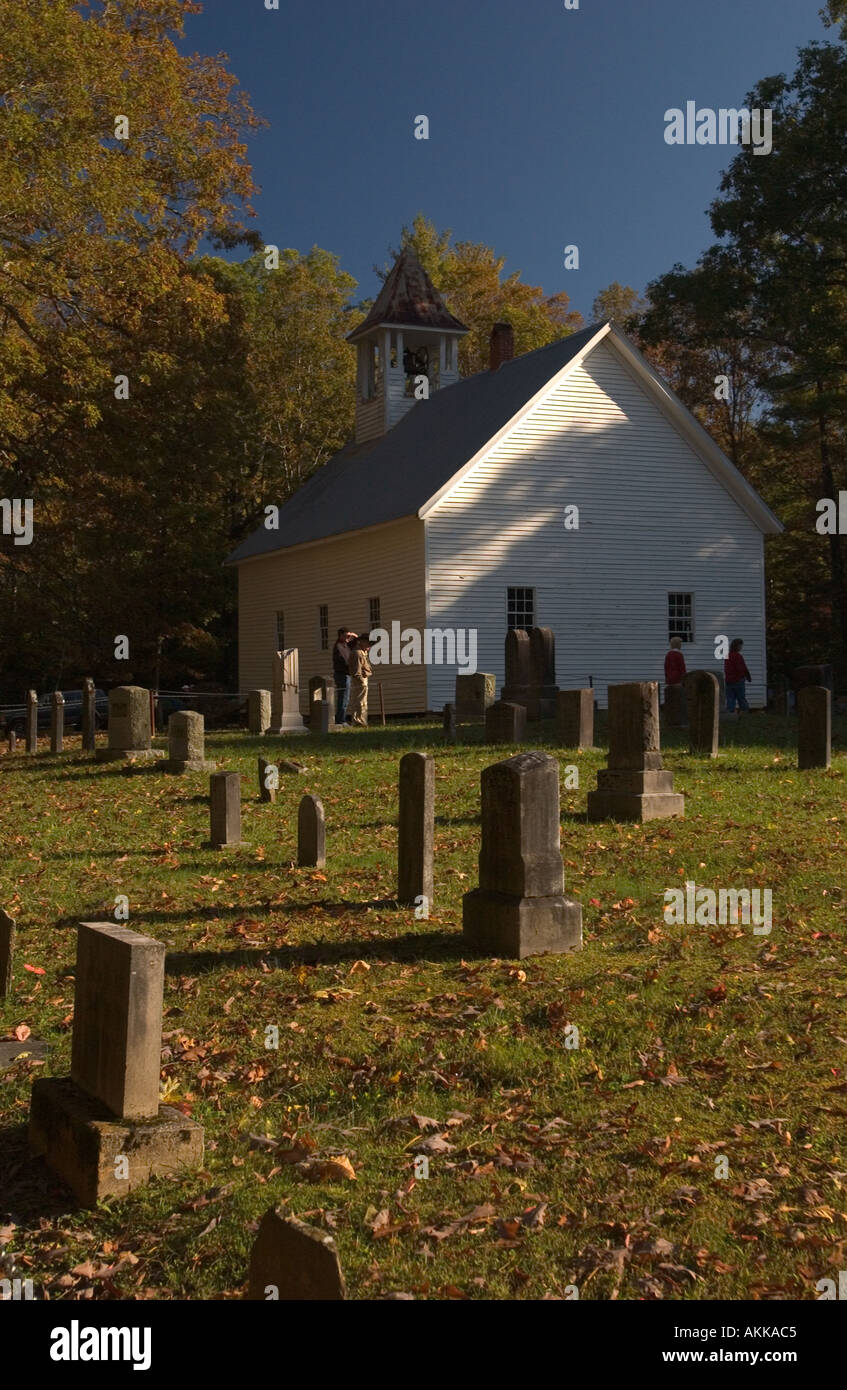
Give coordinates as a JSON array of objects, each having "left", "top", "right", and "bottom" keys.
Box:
[{"left": 2, "top": 713, "right": 846, "bottom": 1301}]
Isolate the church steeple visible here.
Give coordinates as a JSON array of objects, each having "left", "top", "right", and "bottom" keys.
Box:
[{"left": 347, "top": 248, "right": 468, "bottom": 443}]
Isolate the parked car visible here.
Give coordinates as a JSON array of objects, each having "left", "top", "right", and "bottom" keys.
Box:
[{"left": 1, "top": 688, "right": 109, "bottom": 735}]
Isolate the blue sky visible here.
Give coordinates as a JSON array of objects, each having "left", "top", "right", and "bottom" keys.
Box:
[{"left": 189, "top": 0, "right": 827, "bottom": 320}]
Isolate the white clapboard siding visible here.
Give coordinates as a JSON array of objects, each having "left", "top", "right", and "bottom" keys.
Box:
[
  {"left": 238, "top": 517, "right": 427, "bottom": 715},
  {"left": 424, "top": 338, "right": 768, "bottom": 710}
]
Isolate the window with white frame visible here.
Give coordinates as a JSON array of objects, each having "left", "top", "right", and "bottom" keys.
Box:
[
  {"left": 507, "top": 586, "right": 535, "bottom": 629},
  {"left": 668, "top": 592, "right": 694, "bottom": 643},
  {"left": 368, "top": 596, "right": 381, "bottom": 631}
]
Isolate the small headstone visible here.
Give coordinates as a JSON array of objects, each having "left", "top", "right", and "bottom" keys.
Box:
[
  {"left": 96, "top": 686, "right": 164, "bottom": 762},
  {"left": 269, "top": 649, "right": 308, "bottom": 735},
  {"left": 587, "top": 682, "right": 684, "bottom": 822},
  {"left": 308, "top": 675, "right": 335, "bottom": 710},
  {"left": 248, "top": 689, "right": 271, "bottom": 735},
  {"left": 686, "top": 671, "right": 719, "bottom": 757},
  {"left": 297, "top": 795, "right": 326, "bottom": 868},
  {"left": 49, "top": 692, "right": 64, "bottom": 753},
  {"left": 798, "top": 686, "right": 831, "bottom": 770},
  {"left": 485, "top": 700, "right": 526, "bottom": 745},
  {"left": 397, "top": 752, "right": 434, "bottom": 907},
  {"left": 455, "top": 672, "right": 495, "bottom": 724},
  {"left": 0, "top": 908, "right": 15, "bottom": 999},
  {"left": 209, "top": 772, "right": 247, "bottom": 848},
  {"left": 463, "top": 750, "right": 582, "bottom": 958},
  {"left": 247, "top": 1209, "right": 345, "bottom": 1301},
  {"left": 663, "top": 684, "right": 686, "bottom": 728},
  {"left": 25, "top": 689, "right": 37, "bottom": 753},
  {"left": 258, "top": 756, "right": 278, "bottom": 803},
  {"left": 312, "top": 700, "right": 333, "bottom": 735},
  {"left": 501, "top": 629, "right": 531, "bottom": 708},
  {"left": 442, "top": 702, "right": 457, "bottom": 743},
  {"left": 527, "top": 627, "right": 557, "bottom": 718},
  {"left": 81, "top": 677, "right": 97, "bottom": 752},
  {"left": 7, "top": 729, "right": 16, "bottom": 754},
  {"left": 162, "top": 710, "right": 215, "bottom": 772},
  {"left": 555, "top": 689, "right": 594, "bottom": 748}
]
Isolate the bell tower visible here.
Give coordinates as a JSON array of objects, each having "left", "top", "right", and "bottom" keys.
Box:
[{"left": 347, "top": 249, "right": 468, "bottom": 444}]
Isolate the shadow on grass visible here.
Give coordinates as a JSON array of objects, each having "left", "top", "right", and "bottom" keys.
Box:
[
  {"left": 0, "top": 1123, "right": 77, "bottom": 1222},
  {"left": 164, "top": 927, "right": 464, "bottom": 975}
]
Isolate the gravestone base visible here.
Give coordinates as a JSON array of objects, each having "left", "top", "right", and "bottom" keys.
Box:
[
  {"left": 161, "top": 757, "right": 217, "bottom": 774},
  {"left": 29, "top": 1076, "right": 204, "bottom": 1207},
  {"left": 266, "top": 720, "right": 309, "bottom": 737},
  {"left": 587, "top": 769, "right": 684, "bottom": 822},
  {"left": 463, "top": 889, "right": 582, "bottom": 960},
  {"left": 95, "top": 748, "right": 165, "bottom": 763},
  {"left": 204, "top": 837, "right": 251, "bottom": 850}
]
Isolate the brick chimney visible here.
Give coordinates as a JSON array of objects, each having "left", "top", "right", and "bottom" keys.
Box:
[{"left": 489, "top": 321, "right": 514, "bottom": 371}]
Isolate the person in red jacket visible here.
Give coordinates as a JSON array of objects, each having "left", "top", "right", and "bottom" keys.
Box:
[
  {"left": 664, "top": 635, "right": 686, "bottom": 686},
  {"left": 725, "top": 637, "right": 752, "bottom": 713}
]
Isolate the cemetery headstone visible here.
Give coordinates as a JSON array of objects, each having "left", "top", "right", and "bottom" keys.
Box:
[
  {"left": 463, "top": 750, "right": 582, "bottom": 958},
  {"left": 248, "top": 689, "right": 272, "bottom": 735},
  {"left": 7, "top": 729, "right": 16, "bottom": 754},
  {"left": 709, "top": 667, "right": 727, "bottom": 713},
  {"left": 96, "top": 686, "right": 164, "bottom": 763},
  {"left": 555, "top": 689, "right": 594, "bottom": 748},
  {"left": 485, "top": 700, "right": 527, "bottom": 745},
  {"left": 0, "top": 908, "right": 14, "bottom": 999},
  {"left": 49, "top": 692, "right": 64, "bottom": 753},
  {"left": 397, "top": 752, "right": 434, "bottom": 907},
  {"left": 663, "top": 684, "right": 686, "bottom": 728},
  {"left": 25, "top": 689, "right": 37, "bottom": 753},
  {"left": 797, "top": 685, "right": 831, "bottom": 770},
  {"left": 443, "top": 702, "right": 457, "bottom": 743},
  {"left": 269, "top": 649, "right": 308, "bottom": 735},
  {"left": 527, "top": 627, "right": 557, "bottom": 719},
  {"left": 308, "top": 675, "right": 335, "bottom": 710},
  {"left": 686, "top": 670, "right": 720, "bottom": 757},
  {"left": 162, "top": 710, "right": 215, "bottom": 773},
  {"left": 247, "top": 1209, "right": 346, "bottom": 1301},
  {"left": 82, "top": 677, "right": 97, "bottom": 752},
  {"left": 29, "top": 922, "right": 203, "bottom": 1205},
  {"left": 587, "top": 682, "right": 684, "bottom": 822},
  {"left": 312, "top": 700, "right": 333, "bottom": 735},
  {"left": 501, "top": 629, "right": 531, "bottom": 708},
  {"left": 455, "top": 672, "right": 495, "bottom": 724},
  {"left": 209, "top": 772, "right": 248, "bottom": 848},
  {"left": 258, "top": 756, "right": 278, "bottom": 803},
  {"left": 297, "top": 795, "right": 326, "bottom": 868}
]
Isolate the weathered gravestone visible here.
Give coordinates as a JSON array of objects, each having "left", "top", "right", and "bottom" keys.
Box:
[
  {"left": 0, "top": 908, "right": 14, "bottom": 999},
  {"left": 258, "top": 756, "right": 278, "bottom": 803},
  {"left": 463, "top": 750, "right": 582, "bottom": 959},
  {"left": 587, "top": 682, "right": 684, "bottom": 822},
  {"left": 248, "top": 689, "right": 271, "bottom": 735},
  {"left": 209, "top": 772, "right": 248, "bottom": 848},
  {"left": 297, "top": 795, "right": 326, "bottom": 869},
  {"left": 247, "top": 1209, "right": 346, "bottom": 1301},
  {"left": 7, "top": 729, "right": 16, "bottom": 754},
  {"left": 29, "top": 923, "right": 203, "bottom": 1205},
  {"left": 162, "top": 710, "right": 215, "bottom": 773},
  {"left": 81, "top": 678, "right": 97, "bottom": 752},
  {"left": 25, "top": 690, "right": 38, "bottom": 753},
  {"left": 50, "top": 692, "right": 64, "bottom": 753},
  {"left": 443, "top": 702, "right": 457, "bottom": 743},
  {"left": 397, "top": 752, "right": 434, "bottom": 908},
  {"left": 555, "top": 689, "right": 594, "bottom": 748},
  {"left": 501, "top": 629, "right": 531, "bottom": 708},
  {"left": 96, "top": 686, "right": 163, "bottom": 763},
  {"left": 686, "top": 670, "right": 720, "bottom": 757},
  {"left": 486, "top": 700, "right": 526, "bottom": 745},
  {"left": 269, "top": 649, "right": 308, "bottom": 735},
  {"left": 527, "top": 627, "right": 557, "bottom": 719},
  {"left": 797, "top": 686, "right": 831, "bottom": 770},
  {"left": 312, "top": 700, "right": 333, "bottom": 735},
  {"left": 663, "top": 684, "right": 686, "bottom": 728},
  {"left": 308, "top": 675, "right": 335, "bottom": 712},
  {"left": 455, "top": 672, "right": 495, "bottom": 724}
]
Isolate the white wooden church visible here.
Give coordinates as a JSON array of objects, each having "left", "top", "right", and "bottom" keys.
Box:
[{"left": 227, "top": 248, "right": 781, "bottom": 712}]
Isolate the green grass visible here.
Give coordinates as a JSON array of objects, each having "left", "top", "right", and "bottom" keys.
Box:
[{"left": 2, "top": 712, "right": 846, "bottom": 1301}]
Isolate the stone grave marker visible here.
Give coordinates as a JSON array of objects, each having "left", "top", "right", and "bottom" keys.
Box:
[
  {"left": 397, "top": 752, "right": 434, "bottom": 908},
  {"left": 50, "top": 692, "right": 64, "bottom": 753},
  {"left": 269, "top": 649, "right": 308, "bottom": 735},
  {"left": 463, "top": 750, "right": 582, "bottom": 958},
  {"left": 501, "top": 629, "right": 531, "bottom": 708},
  {"left": 7, "top": 729, "right": 16, "bottom": 754},
  {"left": 455, "top": 672, "right": 495, "bottom": 724},
  {"left": 82, "top": 677, "right": 97, "bottom": 752},
  {"left": 0, "top": 908, "right": 14, "bottom": 999},
  {"left": 258, "top": 756, "right": 278, "bottom": 803},
  {"left": 209, "top": 772, "right": 248, "bottom": 848},
  {"left": 248, "top": 689, "right": 271, "bottom": 735},
  {"left": 555, "top": 689, "right": 594, "bottom": 748},
  {"left": 485, "top": 700, "right": 526, "bottom": 745},
  {"left": 297, "top": 795, "right": 326, "bottom": 868},
  {"left": 96, "top": 686, "right": 164, "bottom": 763},
  {"left": 587, "top": 682, "right": 684, "bottom": 822},
  {"left": 798, "top": 685, "right": 831, "bottom": 770},
  {"left": 247, "top": 1209, "right": 345, "bottom": 1301},
  {"left": 527, "top": 627, "right": 557, "bottom": 719},
  {"left": 686, "top": 670, "right": 720, "bottom": 757},
  {"left": 442, "top": 702, "right": 457, "bottom": 743},
  {"left": 162, "top": 710, "right": 215, "bottom": 773},
  {"left": 25, "top": 689, "right": 37, "bottom": 753}
]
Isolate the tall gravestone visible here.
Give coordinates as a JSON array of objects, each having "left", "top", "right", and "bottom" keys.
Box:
[
  {"left": 248, "top": 689, "right": 271, "bottom": 735},
  {"left": 247, "top": 1210, "right": 346, "bottom": 1301},
  {"left": 463, "top": 751, "right": 582, "bottom": 958},
  {"left": 587, "top": 682, "right": 684, "bottom": 822},
  {"left": 555, "top": 689, "right": 594, "bottom": 748},
  {"left": 797, "top": 686, "right": 831, "bottom": 770},
  {"left": 25, "top": 690, "right": 38, "bottom": 753},
  {"left": 397, "top": 752, "right": 434, "bottom": 908},
  {"left": 81, "top": 678, "right": 97, "bottom": 752},
  {"left": 29, "top": 922, "right": 203, "bottom": 1205},
  {"left": 0, "top": 909, "right": 14, "bottom": 999},
  {"left": 501, "top": 629, "right": 531, "bottom": 708},
  {"left": 455, "top": 673, "right": 495, "bottom": 724},
  {"left": 162, "top": 711, "right": 215, "bottom": 773},
  {"left": 269, "top": 649, "right": 308, "bottom": 735},
  {"left": 297, "top": 795, "right": 326, "bottom": 868},
  {"left": 50, "top": 692, "right": 64, "bottom": 753},
  {"left": 527, "top": 627, "right": 557, "bottom": 719},
  {"left": 96, "top": 686, "right": 163, "bottom": 763},
  {"left": 486, "top": 700, "right": 526, "bottom": 745},
  {"left": 443, "top": 702, "right": 457, "bottom": 744},
  {"left": 686, "top": 670, "right": 720, "bottom": 757},
  {"left": 209, "top": 772, "right": 247, "bottom": 848}
]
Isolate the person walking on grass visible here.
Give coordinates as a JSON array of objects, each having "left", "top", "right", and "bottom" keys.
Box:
[
  {"left": 725, "top": 637, "right": 752, "bottom": 713},
  {"left": 347, "top": 634, "right": 372, "bottom": 727}
]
